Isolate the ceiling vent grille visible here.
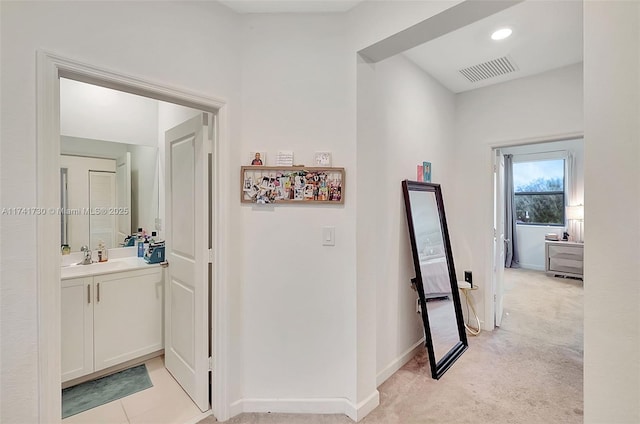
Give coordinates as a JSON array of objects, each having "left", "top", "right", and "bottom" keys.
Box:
[{"left": 459, "top": 56, "right": 519, "bottom": 83}]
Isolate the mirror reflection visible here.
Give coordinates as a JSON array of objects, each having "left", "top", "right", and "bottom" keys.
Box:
[
  {"left": 403, "top": 180, "right": 467, "bottom": 379},
  {"left": 60, "top": 137, "right": 159, "bottom": 252}
]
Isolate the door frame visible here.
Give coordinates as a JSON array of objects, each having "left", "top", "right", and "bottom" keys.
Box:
[
  {"left": 486, "top": 132, "right": 583, "bottom": 331},
  {"left": 492, "top": 148, "right": 505, "bottom": 327},
  {"left": 36, "top": 51, "right": 232, "bottom": 422}
]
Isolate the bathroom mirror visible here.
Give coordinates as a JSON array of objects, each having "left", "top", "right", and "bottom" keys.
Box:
[
  {"left": 402, "top": 180, "right": 467, "bottom": 379},
  {"left": 60, "top": 137, "right": 159, "bottom": 252}
]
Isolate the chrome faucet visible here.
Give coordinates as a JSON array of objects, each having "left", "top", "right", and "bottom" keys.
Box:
[{"left": 79, "top": 245, "right": 93, "bottom": 265}]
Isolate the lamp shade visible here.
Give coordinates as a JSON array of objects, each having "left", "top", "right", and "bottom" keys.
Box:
[{"left": 566, "top": 205, "right": 584, "bottom": 220}]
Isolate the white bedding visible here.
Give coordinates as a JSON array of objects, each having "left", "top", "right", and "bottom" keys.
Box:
[{"left": 419, "top": 256, "right": 451, "bottom": 296}]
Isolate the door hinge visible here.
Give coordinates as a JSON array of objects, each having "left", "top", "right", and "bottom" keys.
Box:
[
  {"left": 208, "top": 248, "right": 213, "bottom": 264},
  {"left": 208, "top": 356, "right": 213, "bottom": 371}
]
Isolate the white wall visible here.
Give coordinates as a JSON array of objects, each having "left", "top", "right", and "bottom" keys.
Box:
[
  {"left": 583, "top": 2, "right": 640, "bottom": 422},
  {"left": 515, "top": 226, "right": 559, "bottom": 270},
  {"left": 364, "top": 54, "right": 455, "bottom": 384},
  {"left": 451, "top": 63, "right": 583, "bottom": 329},
  {"left": 0, "top": 1, "right": 242, "bottom": 422},
  {"left": 237, "top": 13, "right": 359, "bottom": 414},
  {"left": 60, "top": 78, "right": 159, "bottom": 146}
]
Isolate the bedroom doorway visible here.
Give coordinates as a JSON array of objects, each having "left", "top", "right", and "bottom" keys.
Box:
[{"left": 491, "top": 137, "right": 584, "bottom": 327}]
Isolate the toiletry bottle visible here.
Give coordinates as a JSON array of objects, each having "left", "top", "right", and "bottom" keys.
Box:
[
  {"left": 97, "top": 240, "right": 108, "bottom": 262},
  {"left": 150, "top": 231, "right": 157, "bottom": 243},
  {"left": 137, "top": 239, "right": 144, "bottom": 257}
]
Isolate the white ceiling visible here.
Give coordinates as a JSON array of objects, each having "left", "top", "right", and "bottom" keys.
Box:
[
  {"left": 403, "top": 0, "right": 583, "bottom": 93},
  {"left": 219, "top": 0, "right": 365, "bottom": 14},
  {"left": 219, "top": 0, "right": 582, "bottom": 93}
]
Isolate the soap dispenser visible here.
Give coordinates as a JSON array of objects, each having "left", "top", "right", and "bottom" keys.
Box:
[{"left": 97, "top": 240, "right": 108, "bottom": 262}]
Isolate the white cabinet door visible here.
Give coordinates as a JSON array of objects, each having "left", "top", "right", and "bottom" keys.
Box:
[
  {"left": 61, "top": 277, "right": 94, "bottom": 382},
  {"left": 93, "top": 268, "right": 164, "bottom": 371}
]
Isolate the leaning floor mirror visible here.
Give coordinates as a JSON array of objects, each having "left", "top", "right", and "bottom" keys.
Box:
[{"left": 402, "top": 180, "right": 468, "bottom": 379}]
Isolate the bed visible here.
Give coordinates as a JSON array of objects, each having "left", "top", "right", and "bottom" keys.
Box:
[{"left": 416, "top": 229, "right": 451, "bottom": 298}]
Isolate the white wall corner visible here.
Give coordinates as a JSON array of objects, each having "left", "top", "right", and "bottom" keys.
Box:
[
  {"left": 228, "top": 398, "right": 244, "bottom": 419},
  {"left": 376, "top": 338, "right": 424, "bottom": 387},
  {"left": 345, "top": 390, "right": 380, "bottom": 422}
]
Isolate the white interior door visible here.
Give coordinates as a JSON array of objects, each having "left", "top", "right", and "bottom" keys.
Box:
[
  {"left": 493, "top": 150, "right": 506, "bottom": 327},
  {"left": 164, "top": 113, "right": 210, "bottom": 412},
  {"left": 116, "top": 152, "right": 131, "bottom": 244}
]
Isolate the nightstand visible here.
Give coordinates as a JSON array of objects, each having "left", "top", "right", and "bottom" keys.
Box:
[{"left": 545, "top": 240, "right": 584, "bottom": 279}]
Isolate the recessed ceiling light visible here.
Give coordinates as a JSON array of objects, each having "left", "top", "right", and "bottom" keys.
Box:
[{"left": 491, "top": 28, "right": 512, "bottom": 41}]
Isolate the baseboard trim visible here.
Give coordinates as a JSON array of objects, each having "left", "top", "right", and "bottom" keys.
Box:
[
  {"left": 376, "top": 338, "right": 424, "bottom": 386},
  {"left": 519, "top": 263, "right": 545, "bottom": 271},
  {"left": 229, "top": 391, "right": 380, "bottom": 422},
  {"left": 345, "top": 390, "right": 380, "bottom": 422}
]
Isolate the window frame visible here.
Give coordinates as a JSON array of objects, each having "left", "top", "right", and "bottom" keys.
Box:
[{"left": 512, "top": 155, "right": 567, "bottom": 227}]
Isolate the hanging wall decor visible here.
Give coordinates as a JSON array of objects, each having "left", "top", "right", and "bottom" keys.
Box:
[{"left": 241, "top": 166, "right": 345, "bottom": 205}]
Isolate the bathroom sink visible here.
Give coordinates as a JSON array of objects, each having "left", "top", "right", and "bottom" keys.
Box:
[{"left": 61, "top": 256, "right": 151, "bottom": 279}]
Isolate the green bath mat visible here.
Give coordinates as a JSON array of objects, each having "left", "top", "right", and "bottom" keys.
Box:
[{"left": 62, "top": 364, "right": 153, "bottom": 419}]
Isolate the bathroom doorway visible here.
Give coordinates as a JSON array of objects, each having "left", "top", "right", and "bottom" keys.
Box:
[{"left": 36, "top": 52, "right": 232, "bottom": 423}]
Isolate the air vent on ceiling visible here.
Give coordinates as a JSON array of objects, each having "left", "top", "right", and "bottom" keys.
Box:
[{"left": 459, "top": 56, "right": 519, "bottom": 83}]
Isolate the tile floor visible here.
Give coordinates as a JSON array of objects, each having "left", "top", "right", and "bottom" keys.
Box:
[{"left": 63, "top": 356, "right": 210, "bottom": 424}]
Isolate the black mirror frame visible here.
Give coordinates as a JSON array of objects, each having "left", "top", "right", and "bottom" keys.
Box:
[{"left": 402, "top": 180, "right": 468, "bottom": 379}]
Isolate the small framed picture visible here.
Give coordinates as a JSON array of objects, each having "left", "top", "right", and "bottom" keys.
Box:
[
  {"left": 314, "top": 151, "right": 332, "bottom": 166},
  {"left": 423, "top": 161, "right": 432, "bottom": 183},
  {"left": 249, "top": 151, "right": 266, "bottom": 166}
]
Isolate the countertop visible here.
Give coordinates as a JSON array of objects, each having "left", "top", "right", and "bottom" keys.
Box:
[{"left": 61, "top": 256, "right": 161, "bottom": 280}]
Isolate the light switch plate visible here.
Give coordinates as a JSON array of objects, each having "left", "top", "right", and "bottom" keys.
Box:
[{"left": 322, "top": 226, "right": 335, "bottom": 246}]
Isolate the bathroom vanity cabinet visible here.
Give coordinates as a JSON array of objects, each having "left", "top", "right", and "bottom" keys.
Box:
[{"left": 61, "top": 266, "right": 163, "bottom": 383}]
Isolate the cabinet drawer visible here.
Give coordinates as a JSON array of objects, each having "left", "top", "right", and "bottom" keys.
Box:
[
  {"left": 550, "top": 257, "right": 583, "bottom": 275},
  {"left": 548, "top": 244, "right": 583, "bottom": 260}
]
